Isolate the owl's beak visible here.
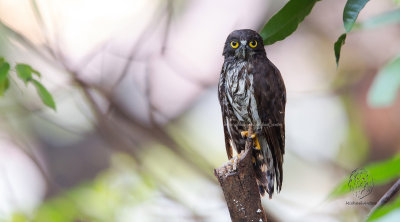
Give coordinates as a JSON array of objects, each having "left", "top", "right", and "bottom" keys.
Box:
[{"left": 235, "top": 45, "right": 247, "bottom": 60}]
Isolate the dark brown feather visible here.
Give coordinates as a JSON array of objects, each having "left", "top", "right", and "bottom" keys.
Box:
[{"left": 253, "top": 58, "right": 286, "bottom": 192}]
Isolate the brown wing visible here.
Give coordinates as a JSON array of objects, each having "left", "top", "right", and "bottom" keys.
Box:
[
  {"left": 218, "top": 66, "right": 233, "bottom": 159},
  {"left": 253, "top": 58, "right": 286, "bottom": 191}
]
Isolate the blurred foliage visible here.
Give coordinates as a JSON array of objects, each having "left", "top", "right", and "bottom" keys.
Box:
[
  {"left": 336, "top": 95, "right": 369, "bottom": 169},
  {"left": 8, "top": 154, "right": 156, "bottom": 222},
  {"left": 0, "top": 57, "right": 10, "bottom": 96},
  {"left": 355, "top": 9, "right": 400, "bottom": 30},
  {"left": 0, "top": 58, "right": 56, "bottom": 110},
  {"left": 330, "top": 154, "right": 400, "bottom": 198},
  {"left": 368, "top": 55, "right": 400, "bottom": 107}
]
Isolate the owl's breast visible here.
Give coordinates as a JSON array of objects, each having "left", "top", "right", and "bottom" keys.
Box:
[{"left": 224, "top": 61, "right": 260, "bottom": 125}]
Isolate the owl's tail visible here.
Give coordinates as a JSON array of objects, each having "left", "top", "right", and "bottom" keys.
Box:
[{"left": 253, "top": 136, "right": 279, "bottom": 198}]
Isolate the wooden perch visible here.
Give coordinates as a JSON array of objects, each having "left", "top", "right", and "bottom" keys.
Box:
[
  {"left": 366, "top": 178, "right": 400, "bottom": 220},
  {"left": 214, "top": 126, "right": 267, "bottom": 222}
]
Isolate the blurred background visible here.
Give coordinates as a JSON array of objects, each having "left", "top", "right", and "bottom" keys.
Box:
[{"left": 0, "top": 0, "right": 399, "bottom": 221}]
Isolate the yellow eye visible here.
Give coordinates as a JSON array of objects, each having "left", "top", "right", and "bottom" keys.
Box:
[
  {"left": 249, "top": 40, "right": 257, "bottom": 48},
  {"left": 230, "top": 41, "right": 239, "bottom": 48}
]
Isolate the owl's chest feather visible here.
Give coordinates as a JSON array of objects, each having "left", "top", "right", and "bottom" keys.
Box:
[{"left": 224, "top": 61, "right": 260, "bottom": 124}]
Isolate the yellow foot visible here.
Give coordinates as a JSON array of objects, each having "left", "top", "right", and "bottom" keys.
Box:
[
  {"left": 241, "top": 131, "right": 256, "bottom": 139},
  {"left": 241, "top": 131, "right": 261, "bottom": 150},
  {"left": 254, "top": 136, "right": 261, "bottom": 150}
]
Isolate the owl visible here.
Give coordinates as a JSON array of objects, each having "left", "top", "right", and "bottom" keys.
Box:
[{"left": 218, "top": 29, "right": 286, "bottom": 198}]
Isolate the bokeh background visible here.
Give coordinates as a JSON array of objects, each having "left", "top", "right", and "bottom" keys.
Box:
[{"left": 0, "top": 0, "right": 399, "bottom": 221}]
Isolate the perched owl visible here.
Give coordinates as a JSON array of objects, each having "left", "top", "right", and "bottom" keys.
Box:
[{"left": 218, "top": 29, "right": 286, "bottom": 198}]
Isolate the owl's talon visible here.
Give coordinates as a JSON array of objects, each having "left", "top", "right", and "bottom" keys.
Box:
[
  {"left": 253, "top": 135, "right": 261, "bottom": 150},
  {"left": 227, "top": 154, "right": 242, "bottom": 171},
  {"left": 241, "top": 131, "right": 257, "bottom": 139},
  {"left": 232, "top": 157, "right": 238, "bottom": 171}
]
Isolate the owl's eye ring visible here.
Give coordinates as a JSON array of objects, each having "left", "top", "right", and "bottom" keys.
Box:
[
  {"left": 249, "top": 40, "right": 257, "bottom": 48},
  {"left": 230, "top": 41, "right": 239, "bottom": 49}
]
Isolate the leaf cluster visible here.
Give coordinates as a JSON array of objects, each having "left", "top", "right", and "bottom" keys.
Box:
[{"left": 0, "top": 57, "right": 56, "bottom": 110}]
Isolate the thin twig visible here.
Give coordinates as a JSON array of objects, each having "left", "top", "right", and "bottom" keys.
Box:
[
  {"left": 110, "top": 3, "right": 169, "bottom": 92},
  {"left": 0, "top": 21, "right": 56, "bottom": 67},
  {"left": 367, "top": 178, "right": 400, "bottom": 220},
  {"left": 161, "top": 0, "right": 173, "bottom": 55},
  {"left": 29, "top": 0, "right": 55, "bottom": 58}
]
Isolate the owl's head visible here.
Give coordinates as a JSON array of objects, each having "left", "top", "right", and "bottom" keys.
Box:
[{"left": 223, "top": 29, "right": 266, "bottom": 60}]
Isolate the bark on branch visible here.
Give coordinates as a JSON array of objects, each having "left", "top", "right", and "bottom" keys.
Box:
[
  {"left": 214, "top": 125, "right": 267, "bottom": 222},
  {"left": 367, "top": 178, "right": 400, "bottom": 220}
]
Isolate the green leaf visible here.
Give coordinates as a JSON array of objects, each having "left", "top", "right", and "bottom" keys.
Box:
[
  {"left": 366, "top": 155, "right": 400, "bottom": 185},
  {"left": 367, "top": 55, "right": 400, "bottom": 107},
  {"left": 0, "top": 58, "right": 10, "bottom": 81},
  {"left": 32, "top": 68, "right": 41, "bottom": 77},
  {"left": 356, "top": 9, "right": 400, "bottom": 30},
  {"left": 335, "top": 0, "right": 370, "bottom": 67},
  {"left": 0, "top": 58, "right": 10, "bottom": 96},
  {"left": 367, "top": 195, "right": 400, "bottom": 221},
  {"left": 343, "top": 0, "right": 370, "bottom": 32},
  {"left": 0, "top": 78, "right": 10, "bottom": 96},
  {"left": 32, "top": 79, "right": 56, "bottom": 110},
  {"left": 260, "top": 0, "right": 320, "bottom": 45},
  {"left": 16, "top": 64, "right": 33, "bottom": 84},
  {"left": 15, "top": 63, "right": 54, "bottom": 110},
  {"left": 334, "top": 33, "right": 347, "bottom": 66},
  {"left": 329, "top": 154, "right": 400, "bottom": 198}
]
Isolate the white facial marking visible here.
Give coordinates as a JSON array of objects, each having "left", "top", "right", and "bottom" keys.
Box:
[{"left": 240, "top": 40, "right": 247, "bottom": 45}]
